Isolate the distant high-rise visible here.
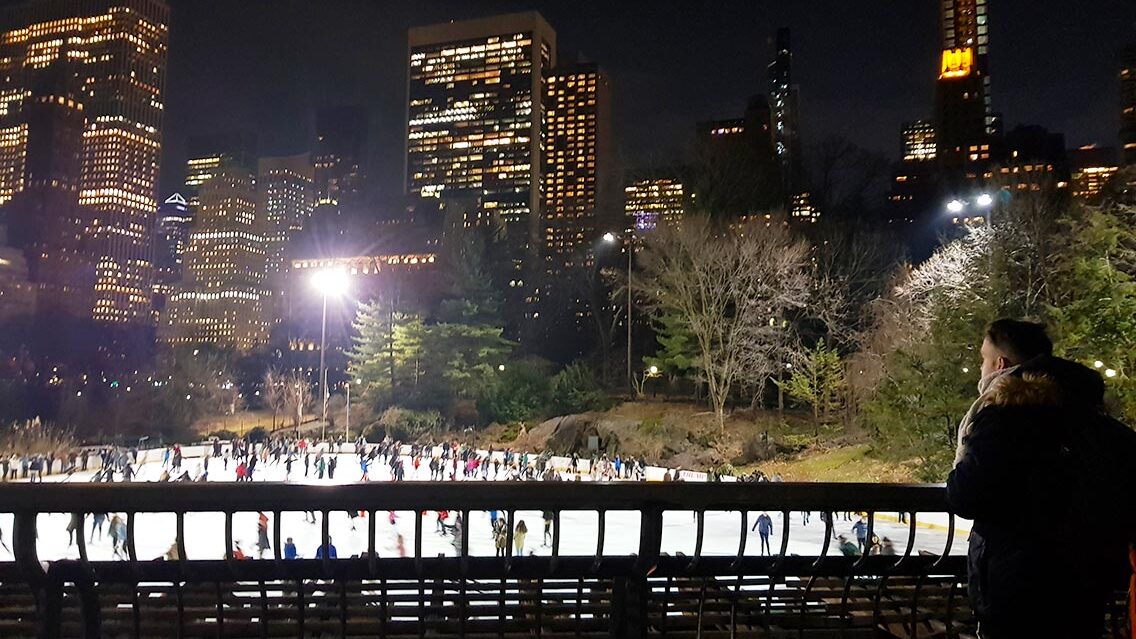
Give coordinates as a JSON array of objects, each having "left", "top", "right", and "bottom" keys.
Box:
[
  {"left": 0, "top": 0, "right": 169, "bottom": 323},
  {"left": 625, "top": 178, "right": 686, "bottom": 232},
  {"left": 313, "top": 105, "right": 365, "bottom": 222},
  {"left": 259, "top": 153, "right": 313, "bottom": 316},
  {"left": 935, "top": 0, "right": 993, "bottom": 172},
  {"left": 903, "top": 120, "right": 938, "bottom": 163},
  {"left": 407, "top": 11, "right": 556, "bottom": 315},
  {"left": 152, "top": 192, "right": 190, "bottom": 295},
  {"left": 1122, "top": 44, "right": 1135, "bottom": 165},
  {"left": 888, "top": 121, "right": 943, "bottom": 231},
  {"left": 542, "top": 64, "right": 612, "bottom": 279},
  {"left": 768, "top": 28, "right": 799, "bottom": 189},
  {"left": 184, "top": 133, "right": 256, "bottom": 211},
  {"left": 163, "top": 160, "right": 268, "bottom": 350}
]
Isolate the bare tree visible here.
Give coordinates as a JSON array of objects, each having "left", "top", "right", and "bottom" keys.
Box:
[
  {"left": 282, "top": 372, "right": 313, "bottom": 431},
  {"left": 262, "top": 369, "right": 287, "bottom": 430},
  {"left": 634, "top": 217, "right": 810, "bottom": 430}
]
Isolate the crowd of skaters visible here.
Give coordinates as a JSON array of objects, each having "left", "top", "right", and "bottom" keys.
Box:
[{"left": 1, "top": 446, "right": 141, "bottom": 483}]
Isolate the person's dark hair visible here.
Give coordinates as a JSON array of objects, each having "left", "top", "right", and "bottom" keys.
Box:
[{"left": 984, "top": 319, "right": 1052, "bottom": 364}]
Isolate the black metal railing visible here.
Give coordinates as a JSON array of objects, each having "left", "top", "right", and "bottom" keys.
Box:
[{"left": 0, "top": 482, "right": 1119, "bottom": 638}]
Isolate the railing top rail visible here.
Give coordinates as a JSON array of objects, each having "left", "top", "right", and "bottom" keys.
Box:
[{"left": 0, "top": 481, "right": 950, "bottom": 513}]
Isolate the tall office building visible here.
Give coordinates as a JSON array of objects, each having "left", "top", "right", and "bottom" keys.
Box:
[
  {"left": 625, "top": 177, "right": 686, "bottom": 232},
  {"left": 1122, "top": 44, "right": 1135, "bottom": 166},
  {"left": 151, "top": 192, "right": 189, "bottom": 317},
  {"left": 407, "top": 11, "right": 556, "bottom": 315},
  {"left": 542, "top": 64, "right": 611, "bottom": 279},
  {"left": 935, "top": 0, "right": 993, "bottom": 172},
  {"left": 163, "top": 160, "right": 268, "bottom": 350},
  {"left": 768, "top": 28, "right": 799, "bottom": 189},
  {"left": 0, "top": 0, "right": 169, "bottom": 323},
  {"left": 259, "top": 152, "right": 313, "bottom": 315}
]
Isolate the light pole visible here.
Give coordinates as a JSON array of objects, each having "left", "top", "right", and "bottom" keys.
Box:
[
  {"left": 310, "top": 268, "right": 349, "bottom": 440},
  {"left": 603, "top": 231, "right": 633, "bottom": 395}
]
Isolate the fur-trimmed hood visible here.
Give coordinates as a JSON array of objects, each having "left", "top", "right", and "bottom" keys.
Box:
[{"left": 982, "top": 356, "right": 1104, "bottom": 411}]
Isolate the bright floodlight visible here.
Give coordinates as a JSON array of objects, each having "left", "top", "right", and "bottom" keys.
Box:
[
  {"left": 649, "top": 365, "right": 659, "bottom": 375},
  {"left": 946, "top": 199, "right": 965, "bottom": 214},
  {"left": 1094, "top": 360, "right": 1104, "bottom": 369},
  {"left": 311, "top": 268, "right": 349, "bottom": 296},
  {"left": 602, "top": 232, "right": 617, "bottom": 243},
  {"left": 1105, "top": 369, "right": 1118, "bottom": 378},
  {"left": 976, "top": 193, "right": 994, "bottom": 208}
]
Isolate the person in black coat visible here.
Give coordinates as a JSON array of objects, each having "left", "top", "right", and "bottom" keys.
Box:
[{"left": 947, "top": 320, "right": 1136, "bottom": 638}]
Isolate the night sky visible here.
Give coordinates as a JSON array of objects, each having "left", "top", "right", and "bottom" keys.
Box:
[{"left": 10, "top": 0, "right": 1136, "bottom": 198}]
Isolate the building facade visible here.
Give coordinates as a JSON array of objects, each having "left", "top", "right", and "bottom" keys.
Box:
[
  {"left": 259, "top": 152, "right": 313, "bottom": 316},
  {"left": 541, "top": 64, "right": 611, "bottom": 284},
  {"left": 625, "top": 178, "right": 686, "bottom": 232},
  {"left": 407, "top": 11, "right": 556, "bottom": 321},
  {"left": 163, "top": 161, "right": 268, "bottom": 350},
  {"left": 0, "top": 0, "right": 169, "bottom": 323},
  {"left": 768, "top": 27, "right": 799, "bottom": 189},
  {"left": 935, "top": 0, "right": 993, "bottom": 173},
  {"left": 1069, "top": 145, "right": 1118, "bottom": 202},
  {"left": 151, "top": 192, "right": 189, "bottom": 314}
]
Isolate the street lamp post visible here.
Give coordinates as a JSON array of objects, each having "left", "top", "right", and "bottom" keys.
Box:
[
  {"left": 310, "top": 268, "right": 349, "bottom": 441},
  {"left": 603, "top": 232, "right": 634, "bottom": 396}
]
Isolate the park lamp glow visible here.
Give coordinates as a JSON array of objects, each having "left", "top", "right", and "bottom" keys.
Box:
[
  {"left": 975, "top": 193, "right": 994, "bottom": 208},
  {"left": 310, "top": 267, "right": 349, "bottom": 297},
  {"left": 1094, "top": 360, "right": 1104, "bottom": 369},
  {"left": 1105, "top": 369, "right": 1118, "bottom": 379},
  {"left": 602, "top": 232, "right": 617, "bottom": 243},
  {"left": 946, "top": 199, "right": 965, "bottom": 214}
]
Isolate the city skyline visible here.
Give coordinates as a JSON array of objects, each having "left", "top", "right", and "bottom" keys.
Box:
[{"left": 137, "top": 0, "right": 1133, "bottom": 199}]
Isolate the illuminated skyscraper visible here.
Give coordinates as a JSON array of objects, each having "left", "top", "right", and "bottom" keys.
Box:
[
  {"left": 768, "top": 28, "right": 799, "bottom": 189},
  {"left": 1122, "top": 44, "right": 1135, "bottom": 166},
  {"left": 407, "top": 11, "right": 556, "bottom": 309},
  {"left": 625, "top": 178, "right": 686, "bottom": 232},
  {"left": 0, "top": 0, "right": 168, "bottom": 323},
  {"left": 259, "top": 152, "right": 313, "bottom": 316},
  {"left": 150, "top": 192, "right": 188, "bottom": 319},
  {"left": 163, "top": 160, "right": 269, "bottom": 351},
  {"left": 542, "top": 64, "right": 611, "bottom": 278},
  {"left": 935, "top": 0, "right": 993, "bottom": 172}
]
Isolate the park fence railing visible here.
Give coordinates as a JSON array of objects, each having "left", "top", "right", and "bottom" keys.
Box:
[{"left": 0, "top": 482, "right": 1130, "bottom": 638}]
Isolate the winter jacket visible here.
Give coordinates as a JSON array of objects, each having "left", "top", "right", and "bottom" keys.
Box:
[{"left": 947, "top": 356, "right": 1136, "bottom": 637}]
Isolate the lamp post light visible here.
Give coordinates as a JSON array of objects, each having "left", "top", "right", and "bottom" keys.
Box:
[
  {"left": 310, "top": 267, "right": 349, "bottom": 440},
  {"left": 603, "top": 231, "right": 634, "bottom": 396}
]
